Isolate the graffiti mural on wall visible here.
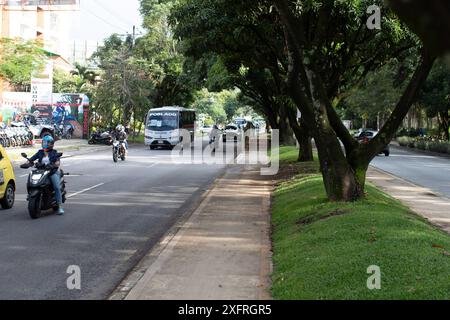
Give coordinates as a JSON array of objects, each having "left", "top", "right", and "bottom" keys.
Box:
[{"left": 0, "top": 92, "right": 90, "bottom": 139}]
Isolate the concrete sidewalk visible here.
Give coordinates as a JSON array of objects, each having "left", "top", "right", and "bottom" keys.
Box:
[
  {"left": 367, "top": 166, "right": 450, "bottom": 233},
  {"left": 111, "top": 165, "right": 272, "bottom": 300}
]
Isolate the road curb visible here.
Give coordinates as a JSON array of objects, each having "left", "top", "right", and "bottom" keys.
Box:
[
  {"left": 369, "top": 165, "right": 450, "bottom": 201},
  {"left": 392, "top": 143, "right": 450, "bottom": 159},
  {"left": 367, "top": 165, "right": 450, "bottom": 236},
  {"left": 108, "top": 166, "right": 228, "bottom": 300}
]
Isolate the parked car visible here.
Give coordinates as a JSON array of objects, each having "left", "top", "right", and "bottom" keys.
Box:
[
  {"left": 356, "top": 130, "right": 390, "bottom": 156},
  {"left": 0, "top": 145, "right": 15, "bottom": 209},
  {"left": 223, "top": 124, "right": 241, "bottom": 142},
  {"left": 235, "top": 118, "right": 247, "bottom": 129}
]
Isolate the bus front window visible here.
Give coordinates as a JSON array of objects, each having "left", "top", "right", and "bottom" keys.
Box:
[{"left": 147, "top": 113, "right": 178, "bottom": 131}]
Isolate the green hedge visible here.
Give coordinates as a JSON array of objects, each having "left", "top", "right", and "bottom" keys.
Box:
[{"left": 397, "top": 136, "right": 450, "bottom": 154}]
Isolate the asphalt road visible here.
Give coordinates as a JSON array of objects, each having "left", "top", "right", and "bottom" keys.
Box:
[
  {"left": 371, "top": 146, "right": 450, "bottom": 198},
  {"left": 0, "top": 139, "right": 226, "bottom": 300}
]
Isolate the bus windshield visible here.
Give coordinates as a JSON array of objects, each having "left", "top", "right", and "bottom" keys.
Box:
[{"left": 147, "top": 112, "right": 178, "bottom": 131}]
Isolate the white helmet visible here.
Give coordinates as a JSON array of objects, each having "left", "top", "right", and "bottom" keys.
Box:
[{"left": 116, "top": 125, "right": 125, "bottom": 132}]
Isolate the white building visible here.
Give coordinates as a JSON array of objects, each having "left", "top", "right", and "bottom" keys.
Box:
[{"left": 1, "top": 0, "right": 79, "bottom": 61}]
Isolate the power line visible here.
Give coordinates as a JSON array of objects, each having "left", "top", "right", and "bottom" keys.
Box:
[
  {"left": 83, "top": 6, "right": 129, "bottom": 33},
  {"left": 91, "top": 0, "right": 138, "bottom": 30}
]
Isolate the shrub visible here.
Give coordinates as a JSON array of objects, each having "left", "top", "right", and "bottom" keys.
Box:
[
  {"left": 428, "top": 141, "right": 450, "bottom": 154},
  {"left": 397, "top": 136, "right": 412, "bottom": 147},
  {"left": 397, "top": 136, "right": 450, "bottom": 154},
  {"left": 414, "top": 140, "right": 426, "bottom": 150}
]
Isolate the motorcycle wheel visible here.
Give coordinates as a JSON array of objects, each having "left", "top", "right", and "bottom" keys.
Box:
[
  {"left": 121, "top": 152, "right": 126, "bottom": 161},
  {"left": 88, "top": 139, "right": 95, "bottom": 145},
  {"left": 113, "top": 150, "right": 118, "bottom": 163},
  {"left": 28, "top": 195, "right": 41, "bottom": 219}
]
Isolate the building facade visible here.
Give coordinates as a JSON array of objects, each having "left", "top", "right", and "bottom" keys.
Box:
[{"left": 1, "top": 0, "right": 79, "bottom": 61}]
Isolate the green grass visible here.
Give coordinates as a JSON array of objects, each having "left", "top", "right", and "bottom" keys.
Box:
[
  {"left": 272, "top": 149, "right": 450, "bottom": 300},
  {"left": 279, "top": 145, "right": 301, "bottom": 163},
  {"left": 130, "top": 134, "right": 145, "bottom": 144}
]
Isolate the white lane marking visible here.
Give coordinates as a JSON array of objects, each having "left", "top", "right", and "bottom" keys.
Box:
[{"left": 67, "top": 183, "right": 105, "bottom": 199}]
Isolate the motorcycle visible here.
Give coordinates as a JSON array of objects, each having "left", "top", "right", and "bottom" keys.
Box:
[
  {"left": 5, "top": 127, "right": 17, "bottom": 147},
  {"left": 89, "top": 131, "right": 113, "bottom": 145},
  {"left": 112, "top": 140, "right": 126, "bottom": 163},
  {"left": 54, "top": 122, "right": 75, "bottom": 140},
  {"left": 62, "top": 124, "right": 75, "bottom": 140},
  {"left": 20, "top": 153, "right": 68, "bottom": 219}
]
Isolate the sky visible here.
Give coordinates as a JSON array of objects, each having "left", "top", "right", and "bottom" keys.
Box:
[{"left": 70, "top": 0, "right": 144, "bottom": 42}]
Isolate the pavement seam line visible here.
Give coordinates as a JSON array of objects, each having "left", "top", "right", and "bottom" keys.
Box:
[{"left": 67, "top": 183, "right": 105, "bottom": 199}]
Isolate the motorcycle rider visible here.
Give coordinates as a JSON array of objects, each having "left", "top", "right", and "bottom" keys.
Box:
[
  {"left": 113, "top": 124, "right": 128, "bottom": 152},
  {"left": 209, "top": 124, "right": 220, "bottom": 144},
  {"left": 26, "top": 135, "right": 65, "bottom": 215}
]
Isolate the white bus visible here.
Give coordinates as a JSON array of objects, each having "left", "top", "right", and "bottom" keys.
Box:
[{"left": 145, "top": 107, "right": 196, "bottom": 150}]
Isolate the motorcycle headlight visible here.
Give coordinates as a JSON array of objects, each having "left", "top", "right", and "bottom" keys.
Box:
[{"left": 31, "top": 174, "right": 43, "bottom": 183}]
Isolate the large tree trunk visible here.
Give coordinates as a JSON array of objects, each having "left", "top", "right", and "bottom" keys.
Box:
[
  {"left": 298, "top": 130, "right": 313, "bottom": 162},
  {"left": 265, "top": 109, "right": 279, "bottom": 132},
  {"left": 301, "top": 78, "right": 365, "bottom": 201},
  {"left": 439, "top": 111, "right": 449, "bottom": 141},
  {"left": 275, "top": 0, "right": 435, "bottom": 202},
  {"left": 315, "top": 135, "right": 366, "bottom": 201},
  {"left": 283, "top": 68, "right": 365, "bottom": 200},
  {"left": 285, "top": 105, "right": 313, "bottom": 161},
  {"left": 279, "top": 105, "right": 296, "bottom": 145}
]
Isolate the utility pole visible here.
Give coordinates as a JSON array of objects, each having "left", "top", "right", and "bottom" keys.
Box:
[
  {"left": 73, "top": 40, "right": 76, "bottom": 64},
  {"left": 132, "top": 25, "right": 136, "bottom": 48},
  {"left": 84, "top": 39, "right": 87, "bottom": 63}
]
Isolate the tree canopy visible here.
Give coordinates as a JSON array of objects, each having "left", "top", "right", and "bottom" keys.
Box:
[
  {"left": 0, "top": 38, "right": 46, "bottom": 91},
  {"left": 170, "top": 0, "right": 438, "bottom": 201},
  {"left": 420, "top": 60, "right": 450, "bottom": 140}
]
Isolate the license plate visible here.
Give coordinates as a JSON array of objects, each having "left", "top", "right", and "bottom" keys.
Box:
[{"left": 158, "top": 140, "right": 164, "bottom": 144}]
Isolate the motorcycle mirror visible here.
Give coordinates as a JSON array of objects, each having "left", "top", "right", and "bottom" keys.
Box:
[{"left": 21, "top": 153, "right": 28, "bottom": 158}]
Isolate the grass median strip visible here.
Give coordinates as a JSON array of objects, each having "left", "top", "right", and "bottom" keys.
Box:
[{"left": 272, "top": 146, "right": 450, "bottom": 299}]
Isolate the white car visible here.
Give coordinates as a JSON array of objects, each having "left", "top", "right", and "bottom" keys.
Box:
[
  {"left": 223, "top": 124, "right": 241, "bottom": 142},
  {"left": 200, "top": 125, "right": 213, "bottom": 135},
  {"left": 356, "top": 129, "right": 390, "bottom": 156}
]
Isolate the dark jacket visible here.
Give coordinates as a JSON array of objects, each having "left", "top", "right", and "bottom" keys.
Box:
[
  {"left": 113, "top": 130, "right": 127, "bottom": 141},
  {"left": 29, "top": 149, "right": 61, "bottom": 164}
]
